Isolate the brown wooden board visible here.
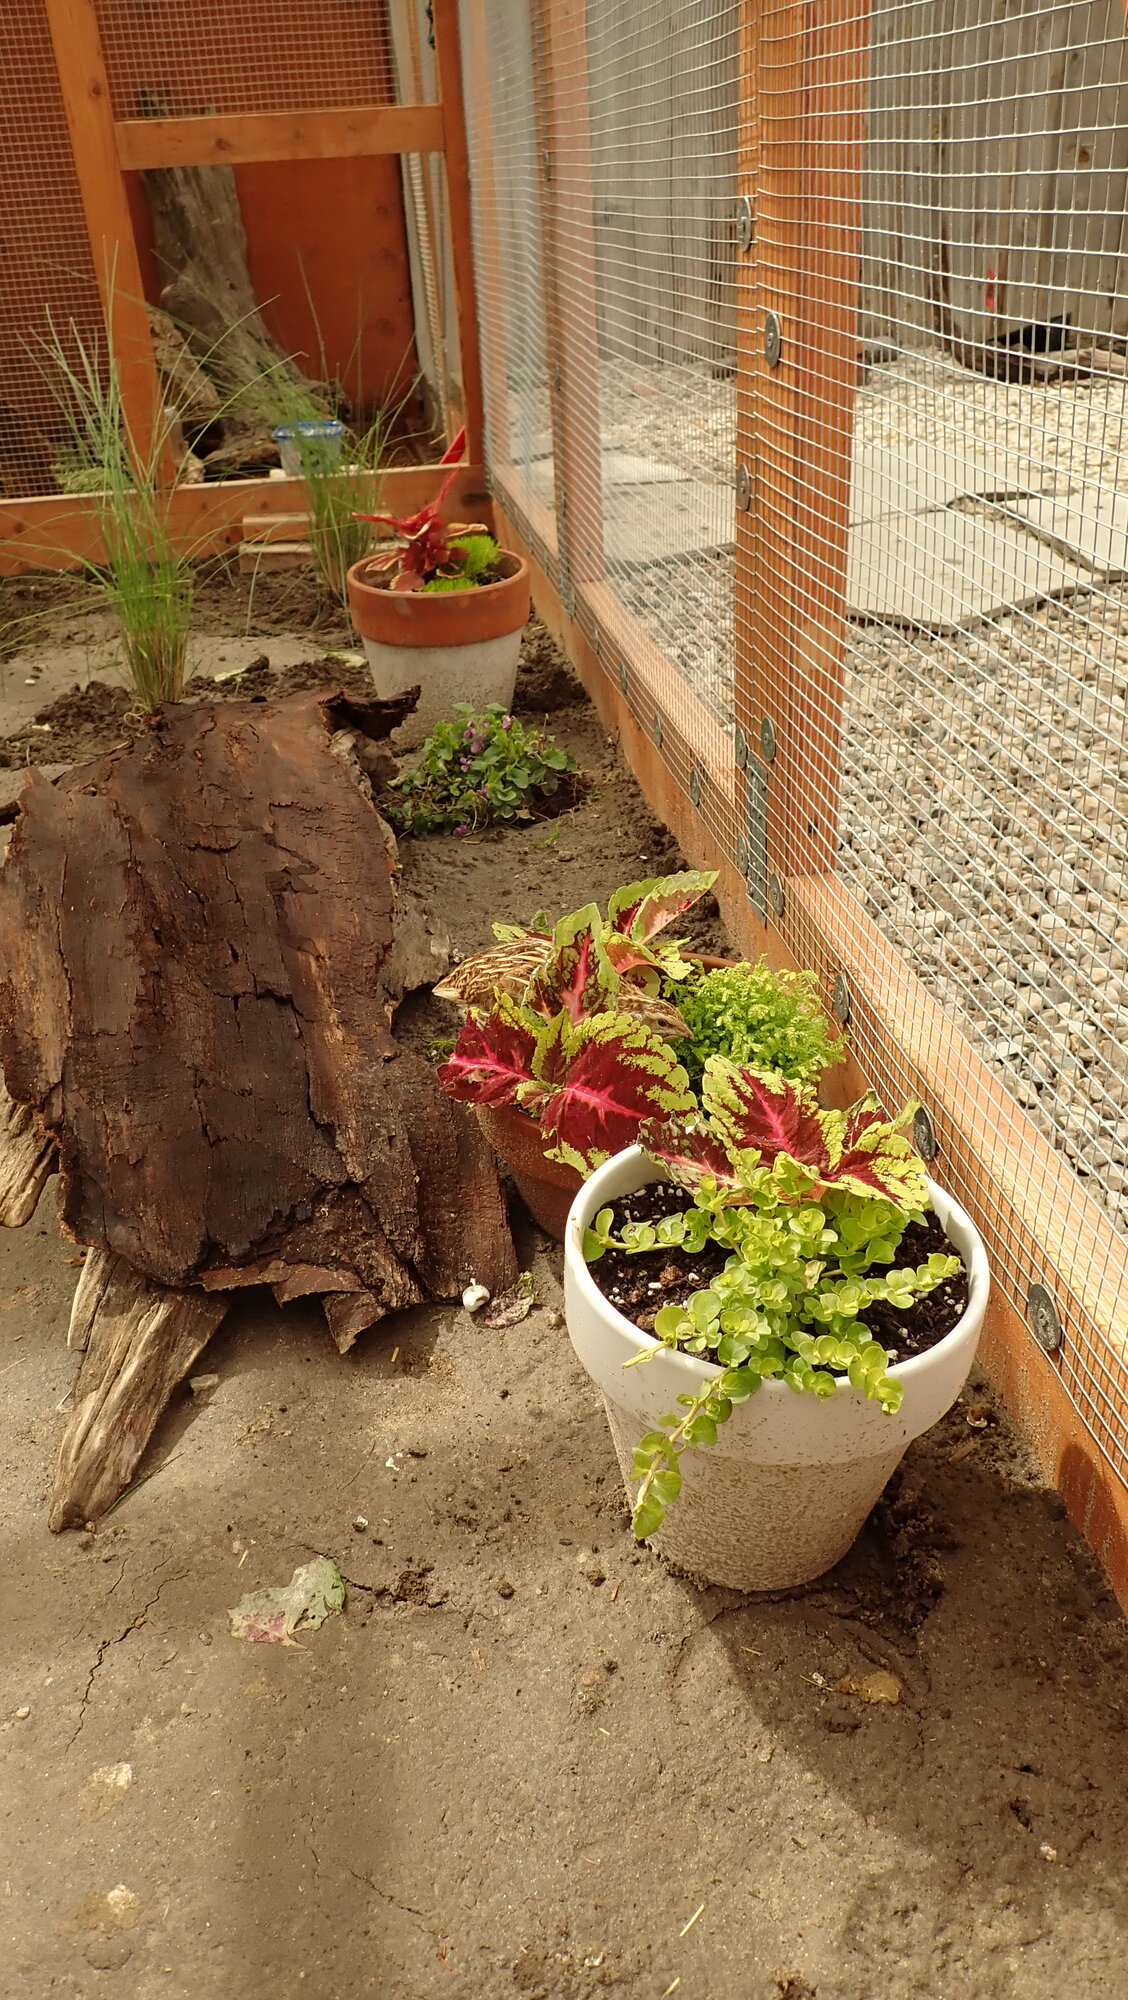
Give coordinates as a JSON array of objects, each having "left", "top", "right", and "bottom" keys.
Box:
[
  {"left": 0, "top": 687, "right": 516, "bottom": 1331},
  {"left": 115, "top": 105, "right": 445, "bottom": 171}
]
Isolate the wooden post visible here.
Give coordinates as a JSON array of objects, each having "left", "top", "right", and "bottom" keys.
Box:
[
  {"left": 432, "top": 0, "right": 487, "bottom": 466},
  {"left": 42, "top": 0, "right": 167, "bottom": 476},
  {"left": 735, "top": 0, "right": 870, "bottom": 904},
  {"left": 531, "top": 0, "right": 605, "bottom": 605},
  {"left": 458, "top": 0, "right": 515, "bottom": 481}
]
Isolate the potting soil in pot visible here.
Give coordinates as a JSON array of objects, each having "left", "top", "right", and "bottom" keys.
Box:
[{"left": 591, "top": 1182, "right": 969, "bottom": 1358}]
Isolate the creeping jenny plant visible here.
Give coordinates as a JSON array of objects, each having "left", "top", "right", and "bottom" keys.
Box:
[{"left": 583, "top": 1062, "right": 961, "bottom": 1539}]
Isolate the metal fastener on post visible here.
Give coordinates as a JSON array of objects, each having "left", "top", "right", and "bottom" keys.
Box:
[
  {"left": 1027, "top": 1283, "right": 1063, "bottom": 1356},
  {"left": 734, "top": 725, "right": 749, "bottom": 770},
  {"left": 619, "top": 661, "right": 628, "bottom": 694},
  {"left": 760, "top": 717, "right": 777, "bottom": 765},
  {"left": 764, "top": 311, "right": 782, "bottom": 366},
  {"left": 831, "top": 972, "right": 851, "bottom": 1026},
  {"left": 736, "top": 463, "right": 752, "bottom": 513},
  {"left": 653, "top": 713, "right": 663, "bottom": 750},
  {"left": 768, "top": 873, "right": 785, "bottom": 917},
  {"left": 913, "top": 1106, "right": 937, "bottom": 1160},
  {"left": 736, "top": 194, "right": 754, "bottom": 252},
  {"left": 689, "top": 768, "right": 702, "bottom": 807},
  {"left": 735, "top": 833, "right": 749, "bottom": 875}
]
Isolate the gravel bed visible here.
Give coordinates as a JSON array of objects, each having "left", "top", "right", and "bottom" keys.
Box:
[{"left": 590, "top": 344, "right": 1128, "bottom": 1234}]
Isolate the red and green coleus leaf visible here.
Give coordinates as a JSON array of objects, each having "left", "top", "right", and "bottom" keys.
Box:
[
  {"left": 698, "top": 1059, "right": 929, "bottom": 1208},
  {"left": 352, "top": 428, "right": 469, "bottom": 585},
  {"left": 528, "top": 905, "right": 619, "bottom": 1022},
  {"left": 436, "top": 993, "right": 543, "bottom": 1107},
  {"left": 821, "top": 1096, "right": 929, "bottom": 1207},
  {"left": 638, "top": 1115, "right": 743, "bottom": 1193},
  {"left": 533, "top": 1010, "right": 694, "bottom": 1171},
  {"left": 606, "top": 869, "right": 716, "bottom": 944},
  {"left": 700, "top": 1061, "right": 830, "bottom": 1173}
]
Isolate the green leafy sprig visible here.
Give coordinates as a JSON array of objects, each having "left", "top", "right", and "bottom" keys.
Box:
[
  {"left": 583, "top": 1059, "right": 962, "bottom": 1538},
  {"left": 387, "top": 703, "right": 577, "bottom": 836}
]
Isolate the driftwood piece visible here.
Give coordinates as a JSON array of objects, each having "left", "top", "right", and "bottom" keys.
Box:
[
  {"left": 143, "top": 163, "right": 321, "bottom": 413},
  {"left": 0, "top": 1073, "right": 55, "bottom": 1227},
  {"left": 0, "top": 687, "right": 516, "bottom": 1330},
  {"left": 50, "top": 1249, "right": 229, "bottom": 1530}
]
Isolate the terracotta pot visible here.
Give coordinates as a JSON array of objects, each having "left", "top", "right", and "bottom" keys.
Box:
[
  {"left": 475, "top": 1101, "right": 582, "bottom": 1240},
  {"left": 346, "top": 549, "right": 531, "bottom": 749}
]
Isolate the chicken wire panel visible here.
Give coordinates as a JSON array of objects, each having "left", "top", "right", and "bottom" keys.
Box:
[
  {"left": 0, "top": 1, "right": 104, "bottom": 500},
  {"left": 582, "top": 0, "right": 739, "bottom": 728},
  {"left": 460, "top": 0, "right": 556, "bottom": 557},
  {"left": 748, "top": 0, "right": 1128, "bottom": 1480},
  {"left": 92, "top": 0, "right": 399, "bottom": 119}
]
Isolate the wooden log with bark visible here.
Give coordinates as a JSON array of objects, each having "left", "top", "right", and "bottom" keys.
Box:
[
  {"left": 143, "top": 162, "right": 327, "bottom": 427},
  {"left": 0, "top": 686, "right": 516, "bottom": 1525}
]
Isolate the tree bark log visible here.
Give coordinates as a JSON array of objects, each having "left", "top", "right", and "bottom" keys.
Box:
[
  {"left": 0, "top": 1073, "right": 55, "bottom": 1227},
  {"left": 0, "top": 686, "right": 515, "bottom": 1321},
  {"left": 142, "top": 164, "right": 321, "bottom": 413}
]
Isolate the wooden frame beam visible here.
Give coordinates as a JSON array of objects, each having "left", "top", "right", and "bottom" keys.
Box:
[
  {"left": 431, "top": 0, "right": 487, "bottom": 464},
  {"left": 42, "top": 0, "right": 168, "bottom": 474},
  {"left": 0, "top": 464, "right": 490, "bottom": 575},
  {"left": 114, "top": 104, "right": 446, "bottom": 172}
]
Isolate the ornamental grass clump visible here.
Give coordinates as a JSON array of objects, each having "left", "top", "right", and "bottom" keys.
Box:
[
  {"left": 387, "top": 704, "right": 579, "bottom": 836},
  {"left": 582, "top": 1063, "right": 960, "bottom": 1538},
  {"left": 44, "top": 321, "right": 193, "bottom": 708}
]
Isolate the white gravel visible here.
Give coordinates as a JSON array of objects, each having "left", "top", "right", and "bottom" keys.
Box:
[{"left": 583, "top": 344, "right": 1128, "bottom": 1234}]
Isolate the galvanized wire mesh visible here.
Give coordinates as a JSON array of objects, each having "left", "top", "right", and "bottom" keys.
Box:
[
  {"left": 0, "top": 1, "right": 104, "bottom": 500},
  {"left": 92, "top": 0, "right": 398, "bottom": 118},
  {"left": 460, "top": 0, "right": 556, "bottom": 555},
  {"left": 463, "top": 0, "right": 1128, "bottom": 1493}
]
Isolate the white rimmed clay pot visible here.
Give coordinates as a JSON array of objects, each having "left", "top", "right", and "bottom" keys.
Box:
[
  {"left": 346, "top": 549, "right": 531, "bottom": 748},
  {"left": 564, "top": 1146, "right": 990, "bottom": 1591}
]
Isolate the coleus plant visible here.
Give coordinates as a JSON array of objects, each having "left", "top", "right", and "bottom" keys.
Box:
[
  {"left": 437, "top": 872, "right": 718, "bottom": 1167},
  {"left": 437, "top": 889, "right": 705, "bottom": 1169},
  {"left": 582, "top": 1060, "right": 961, "bottom": 1539},
  {"left": 353, "top": 426, "right": 500, "bottom": 592},
  {"left": 435, "top": 868, "right": 718, "bottom": 1033}
]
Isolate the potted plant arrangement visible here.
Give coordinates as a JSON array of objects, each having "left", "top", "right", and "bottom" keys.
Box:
[
  {"left": 435, "top": 869, "right": 843, "bottom": 1236},
  {"left": 564, "top": 1061, "right": 990, "bottom": 1590},
  {"left": 347, "top": 430, "right": 530, "bottom": 747}
]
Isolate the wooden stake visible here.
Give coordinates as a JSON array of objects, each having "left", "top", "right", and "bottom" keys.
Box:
[{"left": 51, "top": 1250, "right": 229, "bottom": 1530}]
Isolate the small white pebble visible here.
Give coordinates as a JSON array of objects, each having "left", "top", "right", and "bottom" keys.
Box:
[
  {"left": 1039, "top": 1842, "right": 1057, "bottom": 1862},
  {"left": 14, "top": 1706, "right": 30, "bottom": 1720},
  {"left": 462, "top": 1282, "right": 490, "bottom": 1313},
  {"left": 352, "top": 1515, "right": 369, "bottom": 1532}
]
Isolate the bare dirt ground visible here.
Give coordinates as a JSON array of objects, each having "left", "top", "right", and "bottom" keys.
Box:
[{"left": 2, "top": 574, "right": 1128, "bottom": 2000}]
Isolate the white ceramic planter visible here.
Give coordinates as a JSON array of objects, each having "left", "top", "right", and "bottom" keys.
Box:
[
  {"left": 359, "top": 629, "right": 524, "bottom": 749},
  {"left": 564, "top": 1146, "right": 990, "bottom": 1590}
]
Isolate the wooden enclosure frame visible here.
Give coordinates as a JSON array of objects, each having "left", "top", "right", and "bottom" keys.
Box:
[
  {"left": 476, "top": 0, "right": 1128, "bottom": 1611},
  {"left": 35, "top": 0, "right": 482, "bottom": 483}
]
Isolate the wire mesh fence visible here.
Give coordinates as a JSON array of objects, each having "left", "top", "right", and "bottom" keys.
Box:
[
  {"left": 0, "top": 1, "right": 104, "bottom": 499},
  {"left": 464, "top": 0, "right": 1128, "bottom": 1502},
  {"left": 92, "top": 0, "right": 398, "bottom": 118}
]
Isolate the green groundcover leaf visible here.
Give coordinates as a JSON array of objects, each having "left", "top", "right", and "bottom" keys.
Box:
[{"left": 228, "top": 1557, "right": 346, "bottom": 1646}]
